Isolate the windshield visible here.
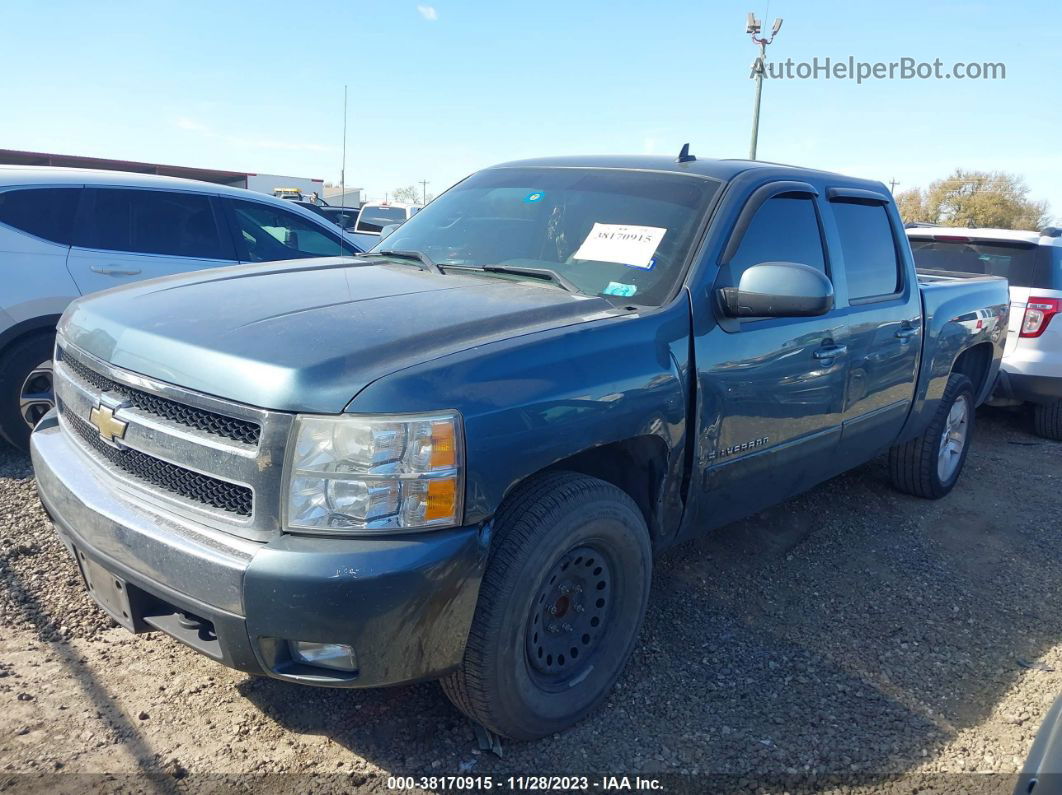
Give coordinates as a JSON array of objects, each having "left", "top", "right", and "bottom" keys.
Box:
[
  {"left": 908, "top": 238, "right": 1060, "bottom": 289},
  {"left": 323, "top": 208, "right": 359, "bottom": 228},
  {"left": 357, "top": 206, "right": 409, "bottom": 234},
  {"left": 370, "top": 167, "right": 720, "bottom": 305}
]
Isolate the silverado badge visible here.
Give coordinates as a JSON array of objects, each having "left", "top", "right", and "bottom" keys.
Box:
[{"left": 89, "top": 403, "right": 128, "bottom": 446}]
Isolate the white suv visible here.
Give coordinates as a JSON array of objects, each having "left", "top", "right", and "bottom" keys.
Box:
[
  {"left": 0, "top": 166, "right": 363, "bottom": 451},
  {"left": 906, "top": 226, "right": 1062, "bottom": 439}
]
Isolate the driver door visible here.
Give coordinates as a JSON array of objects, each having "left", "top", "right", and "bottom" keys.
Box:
[{"left": 690, "top": 188, "right": 850, "bottom": 531}]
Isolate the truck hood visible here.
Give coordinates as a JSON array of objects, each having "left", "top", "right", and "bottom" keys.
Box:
[{"left": 60, "top": 258, "right": 621, "bottom": 413}]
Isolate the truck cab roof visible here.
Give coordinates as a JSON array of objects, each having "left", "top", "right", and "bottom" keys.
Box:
[{"left": 486, "top": 154, "right": 886, "bottom": 193}]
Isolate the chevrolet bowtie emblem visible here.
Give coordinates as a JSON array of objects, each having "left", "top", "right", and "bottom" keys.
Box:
[{"left": 89, "top": 403, "right": 128, "bottom": 445}]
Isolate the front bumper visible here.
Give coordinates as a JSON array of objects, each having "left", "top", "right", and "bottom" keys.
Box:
[{"left": 31, "top": 412, "right": 489, "bottom": 687}]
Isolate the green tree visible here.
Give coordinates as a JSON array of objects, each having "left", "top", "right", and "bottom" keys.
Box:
[
  {"left": 392, "top": 185, "right": 432, "bottom": 204},
  {"left": 895, "top": 187, "right": 932, "bottom": 224},
  {"left": 921, "top": 170, "right": 1051, "bottom": 230}
]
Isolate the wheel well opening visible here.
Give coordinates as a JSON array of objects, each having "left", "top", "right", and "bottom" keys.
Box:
[
  {"left": 543, "top": 436, "right": 669, "bottom": 538},
  {"left": 952, "top": 342, "right": 993, "bottom": 401},
  {"left": 0, "top": 317, "right": 60, "bottom": 360}
]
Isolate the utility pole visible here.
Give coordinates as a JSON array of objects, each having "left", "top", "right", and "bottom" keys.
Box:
[
  {"left": 889, "top": 178, "right": 900, "bottom": 194},
  {"left": 340, "top": 85, "right": 348, "bottom": 205},
  {"left": 746, "top": 12, "right": 783, "bottom": 161},
  {"left": 419, "top": 179, "right": 430, "bottom": 205}
]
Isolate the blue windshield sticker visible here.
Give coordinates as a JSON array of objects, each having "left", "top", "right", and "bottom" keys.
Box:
[
  {"left": 524, "top": 191, "right": 545, "bottom": 203},
  {"left": 603, "top": 281, "right": 638, "bottom": 297},
  {"left": 626, "top": 257, "right": 656, "bottom": 271}
]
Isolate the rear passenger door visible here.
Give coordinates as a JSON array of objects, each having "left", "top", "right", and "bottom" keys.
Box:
[
  {"left": 66, "top": 187, "right": 237, "bottom": 294},
  {"left": 827, "top": 191, "right": 922, "bottom": 467}
]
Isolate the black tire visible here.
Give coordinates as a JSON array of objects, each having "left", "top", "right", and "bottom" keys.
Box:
[
  {"left": 441, "top": 471, "right": 652, "bottom": 740},
  {"left": 0, "top": 332, "right": 56, "bottom": 452},
  {"left": 888, "top": 372, "right": 975, "bottom": 499},
  {"left": 1033, "top": 400, "right": 1062, "bottom": 441}
]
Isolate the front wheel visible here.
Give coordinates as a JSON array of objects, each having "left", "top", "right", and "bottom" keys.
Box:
[
  {"left": 441, "top": 471, "right": 652, "bottom": 740},
  {"left": 0, "top": 333, "right": 56, "bottom": 452},
  {"left": 888, "top": 372, "right": 975, "bottom": 499}
]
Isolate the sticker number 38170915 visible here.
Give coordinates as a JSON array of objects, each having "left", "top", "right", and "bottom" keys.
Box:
[{"left": 572, "top": 223, "right": 667, "bottom": 269}]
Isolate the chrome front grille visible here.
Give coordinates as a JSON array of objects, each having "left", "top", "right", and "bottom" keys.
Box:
[
  {"left": 58, "top": 348, "right": 261, "bottom": 445},
  {"left": 53, "top": 339, "right": 293, "bottom": 540},
  {"left": 59, "top": 398, "right": 253, "bottom": 516}
]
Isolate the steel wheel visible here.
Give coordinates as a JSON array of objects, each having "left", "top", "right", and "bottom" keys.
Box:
[
  {"left": 937, "top": 393, "right": 969, "bottom": 483},
  {"left": 525, "top": 544, "right": 614, "bottom": 687},
  {"left": 19, "top": 359, "right": 54, "bottom": 430},
  {"left": 441, "top": 471, "right": 652, "bottom": 740}
]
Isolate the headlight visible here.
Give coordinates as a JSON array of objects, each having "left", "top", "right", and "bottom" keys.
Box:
[{"left": 284, "top": 412, "right": 463, "bottom": 533}]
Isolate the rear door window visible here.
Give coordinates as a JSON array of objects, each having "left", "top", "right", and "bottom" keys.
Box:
[
  {"left": 831, "top": 201, "right": 902, "bottom": 300},
  {"left": 908, "top": 239, "right": 1056, "bottom": 289},
  {"left": 0, "top": 187, "right": 80, "bottom": 245},
  {"left": 75, "top": 188, "right": 228, "bottom": 259},
  {"left": 227, "top": 199, "right": 358, "bottom": 261}
]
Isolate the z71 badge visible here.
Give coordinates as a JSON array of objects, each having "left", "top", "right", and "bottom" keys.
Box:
[{"left": 707, "top": 436, "right": 769, "bottom": 462}]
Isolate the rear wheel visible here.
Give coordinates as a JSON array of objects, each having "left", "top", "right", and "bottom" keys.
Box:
[
  {"left": 888, "top": 372, "right": 975, "bottom": 499},
  {"left": 0, "top": 333, "right": 56, "bottom": 452},
  {"left": 1033, "top": 400, "right": 1062, "bottom": 441},
  {"left": 441, "top": 471, "right": 651, "bottom": 740}
]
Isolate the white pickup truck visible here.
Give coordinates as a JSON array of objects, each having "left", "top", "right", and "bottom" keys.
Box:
[{"left": 906, "top": 226, "right": 1062, "bottom": 439}]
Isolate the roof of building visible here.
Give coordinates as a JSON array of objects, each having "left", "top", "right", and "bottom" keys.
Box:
[{"left": 0, "top": 148, "right": 251, "bottom": 186}]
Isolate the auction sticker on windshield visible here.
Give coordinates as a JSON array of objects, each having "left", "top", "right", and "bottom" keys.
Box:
[{"left": 573, "top": 223, "right": 666, "bottom": 269}]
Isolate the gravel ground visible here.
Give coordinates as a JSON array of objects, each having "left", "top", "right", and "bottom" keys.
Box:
[{"left": 1, "top": 406, "right": 1061, "bottom": 793}]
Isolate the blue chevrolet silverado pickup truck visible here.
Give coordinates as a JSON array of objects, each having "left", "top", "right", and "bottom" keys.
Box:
[{"left": 31, "top": 152, "right": 1009, "bottom": 740}]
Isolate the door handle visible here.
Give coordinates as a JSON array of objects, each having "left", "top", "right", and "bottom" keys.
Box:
[
  {"left": 813, "top": 344, "right": 847, "bottom": 360},
  {"left": 895, "top": 327, "right": 918, "bottom": 341},
  {"left": 91, "top": 265, "right": 142, "bottom": 276}
]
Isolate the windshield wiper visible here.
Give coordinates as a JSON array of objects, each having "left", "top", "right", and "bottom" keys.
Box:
[
  {"left": 361, "top": 249, "right": 442, "bottom": 274},
  {"left": 444, "top": 264, "right": 577, "bottom": 293}
]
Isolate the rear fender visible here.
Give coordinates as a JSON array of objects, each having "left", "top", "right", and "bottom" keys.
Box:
[{"left": 896, "top": 278, "right": 1008, "bottom": 443}]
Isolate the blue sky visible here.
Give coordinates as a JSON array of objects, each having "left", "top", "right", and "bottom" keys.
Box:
[{"left": 2, "top": 1, "right": 1059, "bottom": 218}]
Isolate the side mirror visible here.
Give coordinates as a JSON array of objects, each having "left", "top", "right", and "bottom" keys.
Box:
[
  {"left": 379, "top": 223, "right": 402, "bottom": 240},
  {"left": 717, "top": 261, "right": 834, "bottom": 318}
]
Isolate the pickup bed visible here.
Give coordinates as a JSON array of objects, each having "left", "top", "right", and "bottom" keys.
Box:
[{"left": 31, "top": 153, "right": 1009, "bottom": 740}]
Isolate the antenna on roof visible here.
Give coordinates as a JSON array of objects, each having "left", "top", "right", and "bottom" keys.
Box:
[{"left": 676, "top": 143, "right": 697, "bottom": 163}]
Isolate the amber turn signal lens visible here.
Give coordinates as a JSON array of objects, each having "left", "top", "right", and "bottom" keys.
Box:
[
  {"left": 424, "top": 478, "right": 458, "bottom": 521},
  {"left": 430, "top": 420, "right": 456, "bottom": 469}
]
